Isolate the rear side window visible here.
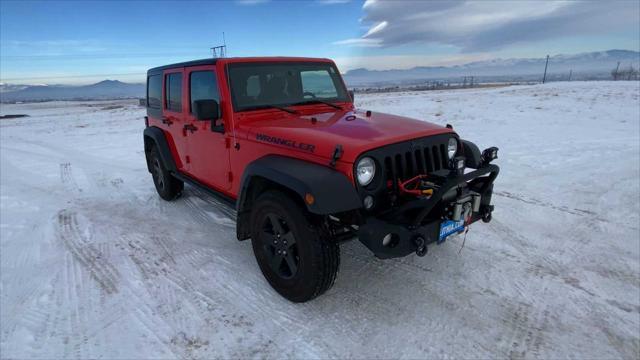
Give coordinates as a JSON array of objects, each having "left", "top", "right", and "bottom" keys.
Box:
[
  {"left": 165, "top": 73, "right": 182, "bottom": 112},
  {"left": 189, "top": 71, "right": 219, "bottom": 113},
  {"left": 147, "top": 75, "right": 161, "bottom": 109}
]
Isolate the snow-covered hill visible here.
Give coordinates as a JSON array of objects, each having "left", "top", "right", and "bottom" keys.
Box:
[
  {"left": 0, "top": 80, "right": 144, "bottom": 102},
  {"left": 344, "top": 49, "right": 640, "bottom": 85},
  {"left": 1, "top": 82, "right": 638, "bottom": 358}
]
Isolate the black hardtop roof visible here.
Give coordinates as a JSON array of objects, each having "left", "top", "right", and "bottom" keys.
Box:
[
  {"left": 147, "top": 58, "right": 218, "bottom": 74},
  {"left": 146, "top": 56, "right": 333, "bottom": 75}
]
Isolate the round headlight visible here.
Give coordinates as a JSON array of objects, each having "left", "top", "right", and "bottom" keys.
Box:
[
  {"left": 356, "top": 157, "right": 376, "bottom": 186},
  {"left": 447, "top": 138, "right": 458, "bottom": 159}
]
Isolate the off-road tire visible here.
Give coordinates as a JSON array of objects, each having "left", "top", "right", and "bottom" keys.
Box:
[
  {"left": 250, "top": 190, "right": 340, "bottom": 302},
  {"left": 149, "top": 146, "right": 183, "bottom": 201}
]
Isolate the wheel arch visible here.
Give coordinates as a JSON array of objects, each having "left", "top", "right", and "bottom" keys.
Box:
[
  {"left": 143, "top": 126, "right": 177, "bottom": 173},
  {"left": 236, "top": 155, "right": 362, "bottom": 241}
]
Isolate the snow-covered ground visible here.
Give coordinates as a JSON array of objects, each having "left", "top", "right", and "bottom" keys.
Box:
[{"left": 1, "top": 81, "right": 639, "bottom": 359}]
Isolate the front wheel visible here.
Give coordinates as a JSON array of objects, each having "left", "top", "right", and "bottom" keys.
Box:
[
  {"left": 149, "top": 147, "right": 183, "bottom": 201},
  {"left": 250, "top": 190, "right": 340, "bottom": 302}
]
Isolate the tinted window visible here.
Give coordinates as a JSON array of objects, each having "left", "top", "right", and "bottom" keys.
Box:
[
  {"left": 246, "top": 75, "right": 260, "bottom": 97},
  {"left": 189, "top": 71, "right": 219, "bottom": 113},
  {"left": 301, "top": 70, "right": 338, "bottom": 98},
  {"left": 147, "top": 75, "right": 162, "bottom": 109},
  {"left": 228, "top": 62, "right": 349, "bottom": 112},
  {"left": 165, "top": 73, "right": 182, "bottom": 112}
]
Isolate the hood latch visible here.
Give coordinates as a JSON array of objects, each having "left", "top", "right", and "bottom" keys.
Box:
[{"left": 329, "top": 144, "right": 343, "bottom": 167}]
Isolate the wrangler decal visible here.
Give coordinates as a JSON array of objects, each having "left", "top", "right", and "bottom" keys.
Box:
[{"left": 256, "top": 133, "right": 316, "bottom": 153}]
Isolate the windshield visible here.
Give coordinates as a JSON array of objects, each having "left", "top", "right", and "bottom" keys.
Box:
[{"left": 228, "top": 62, "right": 350, "bottom": 112}]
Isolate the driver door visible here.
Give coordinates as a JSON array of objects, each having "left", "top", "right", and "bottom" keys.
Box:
[{"left": 183, "top": 65, "right": 231, "bottom": 192}]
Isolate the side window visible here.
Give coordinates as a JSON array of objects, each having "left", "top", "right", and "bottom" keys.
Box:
[
  {"left": 300, "top": 70, "right": 338, "bottom": 98},
  {"left": 147, "top": 75, "right": 161, "bottom": 109},
  {"left": 189, "top": 71, "right": 219, "bottom": 113},
  {"left": 165, "top": 73, "right": 182, "bottom": 112}
]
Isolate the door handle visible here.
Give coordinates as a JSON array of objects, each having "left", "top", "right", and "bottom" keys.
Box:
[
  {"left": 161, "top": 117, "right": 173, "bottom": 126},
  {"left": 183, "top": 124, "right": 198, "bottom": 134}
]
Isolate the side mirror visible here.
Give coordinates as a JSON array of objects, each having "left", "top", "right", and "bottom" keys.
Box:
[
  {"left": 193, "top": 99, "right": 224, "bottom": 133},
  {"left": 348, "top": 90, "right": 355, "bottom": 102},
  {"left": 193, "top": 99, "right": 220, "bottom": 121}
]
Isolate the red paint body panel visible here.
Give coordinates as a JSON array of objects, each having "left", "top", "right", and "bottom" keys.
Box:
[{"left": 147, "top": 57, "right": 455, "bottom": 201}]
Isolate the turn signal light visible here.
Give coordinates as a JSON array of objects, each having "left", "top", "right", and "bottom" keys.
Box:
[{"left": 305, "top": 193, "right": 315, "bottom": 205}]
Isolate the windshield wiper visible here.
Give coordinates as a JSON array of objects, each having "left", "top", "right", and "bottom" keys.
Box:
[
  {"left": 244, "top": 104, "right": 298, "bottom": 114},
  {"left": 291, "top": 99, "right": 342, "bottom": 110}
]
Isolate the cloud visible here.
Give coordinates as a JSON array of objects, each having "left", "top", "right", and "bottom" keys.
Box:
[
  {"left": 333, "top": 53, "right": 492, "bottom": 72},
  {"left": 332, "top": 38, "right": 382, "bottom": 47},
  {"left": 336, "top": 0, "right": 640, "bottom": 52}
]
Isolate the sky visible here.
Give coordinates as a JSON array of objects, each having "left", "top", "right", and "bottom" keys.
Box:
[{"left": 1, "top": 0, "right": 638, "bottom": 85}]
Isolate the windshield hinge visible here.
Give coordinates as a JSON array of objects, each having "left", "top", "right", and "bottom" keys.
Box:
[{"left": 329, "top": 144, "right": 343, "bottom": 167}]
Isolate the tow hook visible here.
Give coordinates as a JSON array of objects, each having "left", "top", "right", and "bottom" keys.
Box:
[
  {"left": 482, "top": 205, "right": 494, "bottom": 223},
  {"left": 413, "top": 236, "right": 427, "bottom": 257}
]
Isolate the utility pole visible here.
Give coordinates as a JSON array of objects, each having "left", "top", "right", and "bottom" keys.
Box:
[
  {"left": 568, "top": 69, "right": 572, "bottom": 81},
  {"left": 613, "top": 61, "right": 620, "bottom": 80},
  {"left": 542, "top": 55, "right": 549, "bottom": 84},
  {"left": 210, "top": 32, "right": 228, "bottom": 58},
  {"left": 223, "top": 31, "right": 227, "bottom": 55}
]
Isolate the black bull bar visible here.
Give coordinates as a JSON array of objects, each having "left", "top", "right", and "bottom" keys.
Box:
[{"left": 357, "top": 164, "right": 500, "bottom": 259}]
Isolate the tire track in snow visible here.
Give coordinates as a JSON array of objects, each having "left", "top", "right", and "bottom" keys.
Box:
[
  {"left": 56, "top": 209, "right": 119, "bottom": 294},
  {"left": 122, "top": 232, "right": 256, "bottom": 357},
  {"left": 60, "top": 163, "right": 82, "bottom": 193},
  {"left": 493, "top": 190, "right": 639, "bottom": 231},
  {"left": 503, "top": 302, "right": 552, "bottom": 359},
  {"left": 120, "top": 230, "right": 319, "bottom": 358}
]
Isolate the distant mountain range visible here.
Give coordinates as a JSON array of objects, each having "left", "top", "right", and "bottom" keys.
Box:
[
  {"left": 0, "top": 80, "right": 144, "bottom": 102},
  {"left": 1, "top": 50, "right": 638, "bottom": 102},
  {"left": 343, "top": 49, "right": 639, "bottom": 86}
]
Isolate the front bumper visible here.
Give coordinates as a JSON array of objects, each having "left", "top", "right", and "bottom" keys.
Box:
[{"left": 356, "top": 164, "right": 499, "bottom": 259}]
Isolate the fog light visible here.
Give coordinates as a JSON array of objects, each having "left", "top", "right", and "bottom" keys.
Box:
[
  {"left": 363, "top": 195, "right": 374, "bottom": 210},
  {"left": 482, "top": 147, "right": 498, "bottom": 163}
]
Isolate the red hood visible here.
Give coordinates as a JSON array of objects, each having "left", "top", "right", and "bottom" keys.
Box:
[{"left": 240, "top": 108, "right": 454, "bottom": 163}]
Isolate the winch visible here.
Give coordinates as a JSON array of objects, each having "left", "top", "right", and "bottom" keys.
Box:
[{"left": 448, "top": 191, "right": 481, "bottom": 222}]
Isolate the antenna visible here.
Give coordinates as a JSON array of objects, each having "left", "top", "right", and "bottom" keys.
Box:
[{"left": 210, "top": 32, "right": 227, "bottom": 58}]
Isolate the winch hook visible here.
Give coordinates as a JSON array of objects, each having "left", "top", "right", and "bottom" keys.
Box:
[{"left": 413, "top": 236, "right": 427, "bottom": 257}]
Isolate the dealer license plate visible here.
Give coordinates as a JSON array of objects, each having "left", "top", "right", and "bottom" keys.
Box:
[{"left": 438, "top": 219, "right": 465, "bottom": 243}]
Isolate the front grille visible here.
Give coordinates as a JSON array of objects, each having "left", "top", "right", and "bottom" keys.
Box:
[
  {"left": 383, "top": 143, "right": 449, "bottom": 183},
  {"left": 355, "top": 134, "right": 455, "bottom": 199}
]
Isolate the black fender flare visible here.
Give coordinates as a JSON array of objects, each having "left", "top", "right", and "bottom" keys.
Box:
[
  {"left": 235, "top": 155, "right": 362, "bottom": 240},
  {"left": 461, "top": 139, "right": 482, "bottom": 169},
  {"left": 143, "top": 126, "right": 177, "bottom": 173}
]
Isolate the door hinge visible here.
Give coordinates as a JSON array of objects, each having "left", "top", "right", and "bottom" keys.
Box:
[
  {"left": 227, "top": 171, "right": 233, "bottom": 182},
  {"left": 186, "top": 155, "right": 191, "bottom": 164}
]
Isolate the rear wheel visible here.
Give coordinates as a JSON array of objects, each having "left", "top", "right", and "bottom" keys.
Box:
[
  {"left": 250, "top": 190, "right": 340, "bottom": 302},
  {"left": 149, "top": 147, "right": 183, "bottom": 201}
]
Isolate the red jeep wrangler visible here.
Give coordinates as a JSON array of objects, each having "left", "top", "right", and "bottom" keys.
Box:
[{"left": 144, "top": 57, "right": 499, "bottom": 302}]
